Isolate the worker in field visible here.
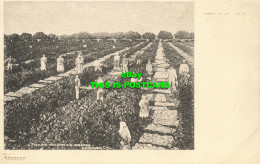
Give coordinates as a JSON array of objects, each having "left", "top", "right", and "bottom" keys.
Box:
[
  {"left": 136, "top": 51, "right": 142, "bottom": 65},
  {"left": 167, "top": 66, "right": 178, "bottom": 94},
  {"left": 97, "top": 63, "right": 103, "bottom": 72},
  {"left": 114, "top": 52, "right": 120, "bottom": 70},
  {"left": 96, "top": 76, "right": 104, "bottom": 103},
  {"left": 146, "top": 59, "right": 153, "bottom": 79},
  {"left": 40, "top": 54, "right": 47, "bottom": 71},
  {"left": 93, "top": 60, "right": 102, "bottom": 72},
  {"left": 139, "top": 96, "right": 149, "bottom": 119},
  {"left": 76, "top": 52, "right": 84, "bottom": 73},
  {"left": 118, "top": 121, "right": 131, "bottom": 150},
  {"left": 121, "top": 54, "right": 128, "bottom": 73},
  {"left": 57, "top": 55, "right": 64, "bottom": 73},
  {"left": 75, "top": 75, "right": 81, "bottom": 100},
  {"left": 5, "top": 56, "right": 15, "bottom": 73},
  {"left": 179, "top": 59, "right": 190, "bottom": 83}
]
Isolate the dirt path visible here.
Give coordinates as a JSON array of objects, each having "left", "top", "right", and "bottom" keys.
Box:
[{"left": 132, "top": 41, "right": 179, "bottom": 150}]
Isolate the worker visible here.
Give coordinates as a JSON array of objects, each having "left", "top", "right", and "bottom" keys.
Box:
[
  {"left": 118, "top": 121, "right": 131, "bottom": 150},
  {"left": 97, "top": 76, "right": 104, "bottom": 103},
  {"left": 121, "top": 54, "right": 128, "bottom": 73},
  {"left": 57, "top": 55, "right": 64, "bottom": 72},
  {"left": 136, "top": 51, "right": 142, "bottom": 65},
  {"left": 75, "top": 75, "right": 81, "bottom": 100},
  {"left": 76, "top": 52, "right": 84, "bottom": 73},
  {"left": 114, "top": 53, "right": 120, "bottom": 70},
  {"left": 179, "top": 59, "right": 190, "bottom": 83},
  {"left": 167, "top": 67, "right": 178, "bottom": 93},
  {"left": 5, "top": 56, "right": 15, "bottom": 73},
  {"left": 93, "top": 60, "right": 102, "bottom": 72},
  {"left": 139, "top": 96, "right": 149, "bottom": 119},
  {"left": 40, "top": 55, "right": 47, "bottom": 71},
  {"left": 146, "top": 59, "right": 153, "bottom": 78}
]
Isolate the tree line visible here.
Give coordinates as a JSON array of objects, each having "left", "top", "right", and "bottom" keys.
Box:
[{"left": 4, "top": 31, "right": 194, "bottom": 42}]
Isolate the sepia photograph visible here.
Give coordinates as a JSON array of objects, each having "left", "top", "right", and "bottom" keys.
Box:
[
  {"left": 2, "top": 0, "right": 260, "bottom": 164},
  {"left": 3, "top": 1, "right": 194, "bottom": 150}
]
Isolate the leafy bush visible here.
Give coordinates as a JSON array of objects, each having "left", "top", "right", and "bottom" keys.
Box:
[
  {"left": 183, "top": 40, "right": 194, "bottom": 47},
  {"left": 172, "top": 40, "right": 194, "bottom": 56},
  {"left": 124, "top": 31, "right": 141, "bottom": 40},
  {"left": 32, "top": 32, "right": 48, "bottom": 40},
  {"left": 4, "top": 76, "right": 75, "bottom": 149},
  {"left": 142, "top": 32, "right": 156, "bottom": 40},
  {"left": 174, "top": 30, "right": 194, "bottom": 40},
  {"left": 157, "top": 31, "right": 173, "bottom": 39},
  {"left": 20, "top": 33, "right": 32, "bottom": 41}
]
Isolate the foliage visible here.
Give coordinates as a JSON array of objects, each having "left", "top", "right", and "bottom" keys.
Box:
[
  {"left": 32, "top": 32, "right": 47, "bottom": 40},
  {"left": 4, "top": 39, "right": 141, "bottom": 93},
  {"left": 142, "top": 32, "right": 156, "bottom": 40},
  {"left": 91, "top": 32, "right": 111, "bottom": 39},
  {"left": 4, "top": 76, "right": 75, "bottom": 149},
  {"left": 47, "top": 34, "right": 58, "bottom": 40},
  {"left": 174, "top": 30, "right": 194, "bottom": 40},
  {"left": 124, "top": 31, "right": 141, "bottom": 40},
  {"left": 9, "top": 34, "right": 20, "bottom": 41},
  {"left": 172, "top": 39, "right": 194, "bottom": 56},
  {"left": 162, "top": 42, "right": 194, "bottom": 150},
  {"left": 183, "top": 40, "right": 194, "bottom": 47},
  {"left": 4, "top": 55, "right": 76, "bottom": 93},
  {"left": 77, "top": 32, "right": 93, "bottom": 39},
  {"left": 20, "top": 33, "right": 32, "bottom": 41},
  {"left": 110, "top": 32, "right": 125, "bottom": 39},
  {"left": 4, "top": 40, "right": 154, "bottom": 150},
  {"left": 157, "top": 31, "right": 173, "bottom": 39},
  {"left": 162, "top": 42, "right": 185, "bottom": 70}
]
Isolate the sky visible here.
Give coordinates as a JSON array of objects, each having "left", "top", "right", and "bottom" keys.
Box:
[{"left": 4, "top": 1, "right": 194, "bottom": 36}]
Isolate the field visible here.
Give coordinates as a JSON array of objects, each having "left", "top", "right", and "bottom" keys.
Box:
[
  {"left": 4, "top": 39, "right": 141, "bottom": 93},
  {"left": 4, "top": 35, "right": 194, "bottom": 150},
  {"left": 5, "top": 39, "right": 156, "bottom": 149},
  {"left": 171, "top": 39, "right": 194, "bottom": 56},
  {"left": 162, "top": 41, "right": 194, "bottom": 149},
  {"left": 183, "top": 40, "right": 194, "bottom": 47}
]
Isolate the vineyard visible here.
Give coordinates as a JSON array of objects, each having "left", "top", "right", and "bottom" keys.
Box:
[
  {"left": 171, "top": 39, "right": 194, "bottom": 56},
  {"left": 4, "top": 31, "right": 194, "bottom": 150},
  {"left": 4, "top": 39, "right": 142, "bottom": 93},
  {"left": 162, "top": 41, "right": 194, "bottom": 149}
]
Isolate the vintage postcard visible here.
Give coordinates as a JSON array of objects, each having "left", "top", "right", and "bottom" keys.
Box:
[{"left": 0, "top": 0, "right": 259, "bottom": 164}]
